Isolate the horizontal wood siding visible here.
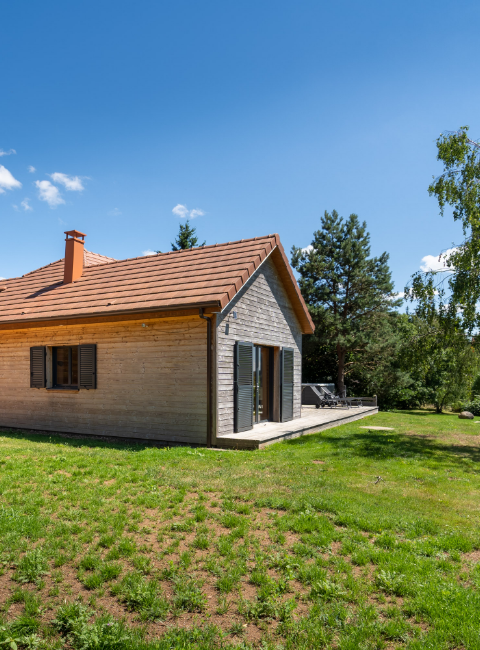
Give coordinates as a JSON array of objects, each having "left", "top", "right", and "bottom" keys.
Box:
[
  {"left": 0, "top": 315, "right": 207, "bottom": 443},
  {"left": 216, "top": 256, "right": 302, "bottom": 437}
]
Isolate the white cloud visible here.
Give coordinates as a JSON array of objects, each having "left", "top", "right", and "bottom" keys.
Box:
[
  {"left": 0, "top": 277, "right": 5, "bottom": 280},
  {"left": 172, "top": 204, "right": 189, "bottom": 218},
  {"left": 0, "top": 149, "right": 16, "bottom": 156},
  {"left": 28, "top": 165, "right": 36, "bottom": 173},
  {"left": 21, "top": 198, "right": 32, "bottom": 212},
  {"left": 302, "top": 245, "right": 313, "bottom": 254},
  {"left": 35, "top": 180, "right": 65, "bottom": 207},
  {"left": 142, "top": 249, "right": 157, "bottom": 256},
  {"left": 108, "top": 208, "right": 122, "bottom": 216},
  {"left": 50, "top": 172, "right": 85, "bottom": 191},
  {"left": 420, "top": 247, "right": 457, "bottom": 272},
  {"left": 0, "top": 165, "right": 22, "bottom": 193},
  {"left": 172, "top": 204, "right": 205, "bottom": 219},
  {"left": 389, "top": 291, "right": 411, "bottom": 300}
]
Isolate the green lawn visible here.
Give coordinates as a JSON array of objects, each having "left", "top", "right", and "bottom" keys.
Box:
[{"left": 1, "top": 411, "right": 480, "bottom": 649}]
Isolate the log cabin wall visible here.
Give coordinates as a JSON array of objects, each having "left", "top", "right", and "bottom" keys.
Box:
[
  {"left": 0, "top": 315, "right": 207, "bottom": 444},
  {"left": 215, "top": 256, "right": 303, "bottom": 438}
]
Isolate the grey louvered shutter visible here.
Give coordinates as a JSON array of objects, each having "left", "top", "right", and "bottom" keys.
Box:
[
  {"left": 78, "top": 344, "right": 96, "bottom": 389},
  {"left": 234, "top": 341, "right": 253, "bottom": 433},
  {"left": 281, "top": 348, "right": 294, "bottom": 422},
  {"left": 30, "top": 347, "right": 46, "bottom": 388}
]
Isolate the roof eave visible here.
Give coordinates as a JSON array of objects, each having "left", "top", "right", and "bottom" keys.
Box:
[{"left": 0, "top": 300, "right": 222, "bottom": 328}]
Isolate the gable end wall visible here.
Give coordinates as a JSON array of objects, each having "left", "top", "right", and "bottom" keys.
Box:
[{"left": 215, "top": 255, "right": 302, "bottom": 438}]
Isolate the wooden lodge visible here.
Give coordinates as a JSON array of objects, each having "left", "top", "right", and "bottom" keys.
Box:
[{"left": 0, "top": 230, "right": 315, "bottom": 447}]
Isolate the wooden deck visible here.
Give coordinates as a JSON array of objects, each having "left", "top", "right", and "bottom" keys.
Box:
[{"left": 217, "top": 404, "right": 379, "bottom": 449}]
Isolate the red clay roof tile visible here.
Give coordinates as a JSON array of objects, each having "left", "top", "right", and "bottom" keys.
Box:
[{"left": 0, "top": 236, "right": 314, "bottom": 333}]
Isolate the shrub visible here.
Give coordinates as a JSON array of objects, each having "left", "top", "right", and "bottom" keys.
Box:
[{"left": 462, "top": 396, "right": 480, "bottom": 416}]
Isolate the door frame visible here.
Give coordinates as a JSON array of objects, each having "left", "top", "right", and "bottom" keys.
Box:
[{"left": 253, "top": 344, "right": 275, "bottom": 424}]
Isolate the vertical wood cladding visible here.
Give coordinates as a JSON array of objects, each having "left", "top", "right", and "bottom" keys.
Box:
[
  {"left": 0, "top": 316, "right": 207, "bottom": 444},
  {"left": 216, "top": 256, "right": 303, "bottom": 437}
]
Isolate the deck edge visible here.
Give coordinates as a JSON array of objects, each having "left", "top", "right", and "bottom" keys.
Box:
[{"left": 217, "top": 407, "right": 379, "bottom": 450}]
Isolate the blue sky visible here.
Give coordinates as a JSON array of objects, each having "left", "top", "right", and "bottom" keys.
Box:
[{"left": 1, "top": 0, "right": 478, "bottom": 295}]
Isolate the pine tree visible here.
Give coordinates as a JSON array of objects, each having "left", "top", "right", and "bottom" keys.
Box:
[
  {"left": 171, "top": 221, "right": 205, "bottom": 251},
  {"left": 292, "top": 210, "right": 400, "bottom": 396}
]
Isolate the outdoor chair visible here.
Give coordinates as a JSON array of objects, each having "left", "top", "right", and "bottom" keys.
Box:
[
  {"left": 301, "top": 384, "right": 340, "bottom": 408},
  {"left": 301, "top": 384, "right": 364, "bottom": 409}
]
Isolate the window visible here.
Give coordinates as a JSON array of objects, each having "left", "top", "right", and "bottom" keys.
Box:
[
  {"left": 53, "top": 346, "right": 78, "bottom": 388},
  {"left": 30, "top": 344, "right": 97, "bottom": 390}
]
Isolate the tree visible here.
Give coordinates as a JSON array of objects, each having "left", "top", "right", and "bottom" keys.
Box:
[
  {"left": 292, "top": 210, "right": 401, "bottom": 396},
  {"left": 396, "top": 312, "right": 478, "bottom": 412},
  {"left": 171, "top": 220, "right": 205, "bottom": 251},
  {"left": 409, "top": 127, "right": 480, "bottom": 330}
]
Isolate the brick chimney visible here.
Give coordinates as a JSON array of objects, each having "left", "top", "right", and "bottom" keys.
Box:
[{"left": 63, "top": 230, "right": 86, "bottom": 284}]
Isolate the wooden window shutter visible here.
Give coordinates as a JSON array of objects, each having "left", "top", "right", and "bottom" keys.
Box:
[
  {"left": 78, "top": 344, "right": 96, "bottom": 389},
  {"left": 281, "top": 347, "right": 294, "bottom": 422},
  {"left": 30, "top": 346, "right": 46, "bottom": 388},
  {"left": 234, "top": 341, "right": 254, "bottom": 433}
]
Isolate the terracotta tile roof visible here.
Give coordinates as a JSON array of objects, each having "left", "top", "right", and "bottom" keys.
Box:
[
  {"left": 0, "top": 236, "right": 314, "bottom": 334},
  {"left": 84, "top": 250, "right": 117, "bottom": 267}
]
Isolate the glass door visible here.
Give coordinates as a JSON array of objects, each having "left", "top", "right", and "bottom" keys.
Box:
[{"left": 253, "top": 345, "right": 272, "bottom": 423}]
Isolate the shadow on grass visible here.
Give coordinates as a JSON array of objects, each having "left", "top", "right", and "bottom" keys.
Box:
[
  {"left": 0, "top": 427, "right": 179, "bottom": 453},
  {"left": 286, "top": 429, "right": 480, "bottom": 469}
]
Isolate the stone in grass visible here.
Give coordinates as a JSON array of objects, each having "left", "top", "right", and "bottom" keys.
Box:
[
  {"left": 459, "top": 411, "right": 474, "bottom": 420},
  {"left": 359, "top": 426, "right": 394, "bottom": 431}
]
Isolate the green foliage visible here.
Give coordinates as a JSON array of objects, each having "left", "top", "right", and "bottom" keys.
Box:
[
  {"left": 170, "top": 220, "right": 205, "bottom": 251},
  {"left": 410, "top": 127, "right": 480, "bottom": 330},
  {"left": 462, "top": 395, "right": 480, "bottom": 416},
  {"left": 172, "top": 576, "right": 206, "bottom": 612},
  {"left": 394, "top": 313, "right": 479, "bottom": 411},
  {"left": 292, "top": 210, "right": 401, "bottom": 395},
  {"left": 3, "top": 412, "right": 480, "bottom": 647},
  {"left": 79, "top": 561, "right": 122, "bottom": 590},
  {"left": 111, "top": 572, "right": 169, "bottom": 621},
  {"left": 13, "top": 549, "right": 48, "bottom": 584},
  {"left": 52, "top": 601, "right": 91, "bottom": 635}
]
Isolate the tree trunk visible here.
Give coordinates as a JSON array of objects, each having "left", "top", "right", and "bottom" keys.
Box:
[
  {"left": 337, "top": 345, "right": 346, "bottom": 397},
  {"left": 435, "top": 402, "right": 443, "bottom": 414}
]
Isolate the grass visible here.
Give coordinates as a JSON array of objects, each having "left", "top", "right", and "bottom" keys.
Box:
[{"left": 0, "top": 410, "right": 480, "bottom": 648}]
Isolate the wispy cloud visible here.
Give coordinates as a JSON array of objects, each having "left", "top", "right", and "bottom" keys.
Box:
[
  {"left": 50, "top": 172, "right": 85, "bottom": 191},
  {"left": 420, "top": 247, "right": 457, "bottom": 273},
  {"left": 35, "top": 180, "right": 65, "bottom": 207},
  {"left": 142, "top": 249, "right": 157, "bottom": 256},
  {"left": 172, "top": 204, "right": 189, "bottom": 218},
  {"left": 0, "top": 165, "right": 22, "bottom": 193},
  {"left": 108, "top": 208, "right": 122, "bottom": 216},
  {"left": 28, "top": 165, "right": 36, "bottom": 173},
  {"left": 0, "top": 149, "right": 16, "bottom": 157},
  {"left": 172, "top": 204, "right": 205, "bottom": 219},
  {"left": 21, "top": 198, "right": 33, "bottom": 212}
]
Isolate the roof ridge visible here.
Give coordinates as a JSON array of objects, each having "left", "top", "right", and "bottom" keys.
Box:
[
  {"left": 77, "top": 234, "right": 279, "bottom": 270},
  {"left": 5, "top": 235, "right": 277, "bottom": 282},
  {"left": 17, "top": 249, "right": 118, "bottom": 280},
  {"left": 21, "top": 258, "right": 64, "bottom": 279}
]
